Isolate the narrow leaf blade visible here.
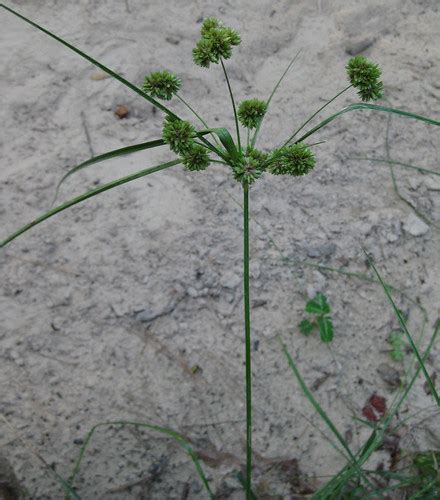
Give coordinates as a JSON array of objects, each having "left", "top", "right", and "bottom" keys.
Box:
[
  {"left": 211, "top": 127, "right": 240, "bottom": 162},
  {"left": 295, "top": 103, "right": 440, "bottom": 144},
  {"left": 70, "top": 420, "right": 214, "bottom": 499},
  {"left": 1, "top": 4, "right": 179, "bottom": 118},
  {"left": 364, "top": 250, "right": 440, "bottom": 406},
  {"left": 1, "top": 160, "right": 180, "bottom": 248},
  {"left": 52, "top": 139, "right": 165, "bottom": 204}
]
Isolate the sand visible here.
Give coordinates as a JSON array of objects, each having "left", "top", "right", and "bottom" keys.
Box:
[{"left": 1, "top": 0, "right": 439, "bottom": 497}]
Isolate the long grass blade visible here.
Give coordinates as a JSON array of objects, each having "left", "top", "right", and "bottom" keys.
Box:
[
  {"left": 0, "top": 4, "right": 179, "bottom": 118},
  {"left": 281, "top": 85, "right": 352, "bottom": 147},
  {"left": 279, "top": 338, "right": 372, "bottom": 487},
  {"left": 68, "top": 420, "right": 214, "bottom": 499},
  {"left": 294, "top": 103, "right": 440, "bottom": 144},
  {"left": 52, "top": 139, "right": 165, "bottom": 204},
  {"left": 1, "top": 160, "right": 180, "bottom": 248},
  {"left": 211, "top": 127, "right": 240, "bottom": 162},
  {"left": 251, "top": 49, "right": 302, "bottom": 148},
  {"left": 364, "top": 251, "right": 440, "bottom": 406},
  {"left": 349, "top": 157, "right": 440, "bottom": 177}
]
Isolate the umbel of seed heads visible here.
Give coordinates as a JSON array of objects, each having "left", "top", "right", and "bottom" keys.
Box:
[{"left": 142, "top": 17, "right": 384, "bottom": 184}]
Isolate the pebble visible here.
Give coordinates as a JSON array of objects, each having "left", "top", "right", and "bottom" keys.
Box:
[
  {"left": 377, "top": 363, "right": 401, "bottom": 389},
  {"left": 424, "top": 177, "right": 440, "bottom": 191},
  {"left": 345, "top": 38, "right": 375, "bottom": 56},
  {"left": 403, "top": 213, "right": 430, "bottom": 236},
  {"left": 220, "top": 270, "right": 241, "bottom": 289},
  {"left": 306, "top": 242, "right": 337, "bottom": 259}
]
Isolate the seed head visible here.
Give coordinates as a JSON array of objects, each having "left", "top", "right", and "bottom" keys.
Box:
[
  {"left": 269, "top": 143, "right": 316, "bottom": 176},
  {"left": 232, "top": 147, "right": 267, "bottom": 185},
  {"left": 182, "top": 144, "right": 210, "bottom": 171},
  {"left": 142, "top": 70, "right": 181, "bottom": 100},
  {"left": 162, "top": 116, "right": 195, "bottom": 155},
  {"left": 193, "top": 18, "right": 241, "bottom": 68},
  {"left": 193, "top": 38, "right": 215, "bottom": 68},
  {"left": 238, "top": 99, "right": 268, "bottom": 129},
  {"left": 200, "top": 17, "right": 223, "bottom": 37},
  {"left": 223, "top": 27, "right": 241, "bottom": 46},
  {"left": 346, "top": 56, "right": 384, "bottom": 102}
]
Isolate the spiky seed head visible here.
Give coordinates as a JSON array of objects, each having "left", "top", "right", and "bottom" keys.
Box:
[
  {"left": 207, "top": 28, "right": 233, "bottom": 61},
  {"left": 232, "top": 147, "right": 268, "bottom": 185},
  {"left": 268, "top": 143, "right": 316, "bottom": 176},
  {"left": 238, "top": 99, "right": 268, "bottom": 129},
  {"left": 162, "top": 116, "right": 195, "bottom": 155},
  {"left": 223, "top": 27, "right": 241, "bottom": 46},
  {"left": 142, "top": 70, "right": 181, "bottom": 100},
  {"left": 193, "top": 19, "right": 241, "bottom": 68},
  {"left": 193, "top": 38, "right": 215, "bottom": 67},
  {"left": 346, "top": 56, "right": 384, "bottom": 102},
  {"left": 200, "top": 17, "right": 223, "bottom": 36},
  {"left": 182, "top": 144, "right": 210, "bottom": 171}
]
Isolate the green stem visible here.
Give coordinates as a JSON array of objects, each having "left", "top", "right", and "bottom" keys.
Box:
[
  {"left": 176, "top": 93, "right": 221, "bottom": 147},
  {"left": 221, "top": 58, "right": 242, "bottom": 152},
  {"left": 243, "top": 181, "right": 252, "bottom": 498},
  {"left": 281, "top": 84, "right": 352, "bottom": 147}
]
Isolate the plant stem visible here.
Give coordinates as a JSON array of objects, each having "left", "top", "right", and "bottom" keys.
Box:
[
  {"left": 176, "top": 93, "right": 221, "bottom": 147},
  {"left": 281, "top": 84, "right": 352, "bottom": 147},
  {"left": 243, "top": 181, "right": 252, "bottom": 499},
  {"left": 221, "top": 58, "right": 242, "bottom": 152}
]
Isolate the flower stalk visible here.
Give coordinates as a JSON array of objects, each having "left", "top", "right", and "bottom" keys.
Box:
[{"left": 243, "top": 180, "right": 252, "bottom": 499}]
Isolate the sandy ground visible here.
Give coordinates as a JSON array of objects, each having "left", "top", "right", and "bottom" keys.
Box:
[{"left": 1, "top": 0, "right": 439, "bottom": 498}]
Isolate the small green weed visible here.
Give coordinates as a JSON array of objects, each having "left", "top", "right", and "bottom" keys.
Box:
[{"left": 299, "top": 293, "right": 334, "bottom": 342}]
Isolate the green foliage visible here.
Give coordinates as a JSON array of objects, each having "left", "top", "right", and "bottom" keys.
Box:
[
  {"left": 388, "top": 331, "right": 405, "bottom": 362},
  {"left": 193, "top": 17, "right": 240, "bottom": 68},
  {"left": 412, "top": 451, "right": 440, "bottom": 497},
  {"left": 238, "top": 99, "right": 267, "bottom": 129},
  {"left": 299, "top": 293, "right": 334, "bottom": 342},
  {"left": 268, "top": 143, "right": 316, "bottom": 176},
  {"left": 346, "top": 55, "right": 384, "bottom": 102},
  {"left": 142, "top": 70, "right": 181, "bottom": 100}
]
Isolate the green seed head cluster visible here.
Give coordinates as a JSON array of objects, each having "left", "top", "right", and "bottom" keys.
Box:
[
  {"left": 346, "top": 56, "right": 384, "bottom": 102},
  {"left": 182, "top": 144, "right": 210, "bottom": 171},
  {"left": 232, "top": 147, "right": 268, "bottom": 185},
  {"left": 238, "top": 99, "right": 267, "bottom": 129},
  {"left": 162, "top": 116, "right": 196, "bottom": 155},
  {"left": 268, "top": 143, "right": 316, "bottom": 176},
  {"left": 142, "top": 70, "right": 181, "bottom": 100},
  {"left": 193, "top": 17, "right": 241, "bottom": 68}
]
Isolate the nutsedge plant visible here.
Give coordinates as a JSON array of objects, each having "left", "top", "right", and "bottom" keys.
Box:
[{"left": 1, "top": 4, "right": 440, "bottom": 498}]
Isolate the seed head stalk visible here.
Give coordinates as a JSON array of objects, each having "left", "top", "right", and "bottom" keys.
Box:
[
  {"left": 221, "top": 58, "right": 242, "bottom": 152},
  {"left": 243, "top": 180, "right": 252, "bottom": 498}
]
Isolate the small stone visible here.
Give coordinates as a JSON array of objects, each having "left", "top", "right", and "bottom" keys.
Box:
[
  {"left": 345, "top": 38, "right": 375, "bottom": 56},
  {"left": 91, "top": 71, "right": 109, "bottom": 81},
  {"left": 187, "top": 286, "right": 198, "bottom": 298},
  {"left": 220, "top": 270, "right": 240, "bottom": 289},
  {"left": 165, "top": 36, "right": 180, "bottom": 45},
  {"left": 115, "top": 105, "right": 129, "bottom": 119},
  {"left": 135, "top": 302, "right": 174, "bottom": 322},
  {"left": 424, "top": 177, "right": 440, "bottom": 191},
  {"left": 377, "top": 363, "right": 401, "bottom": 389},
  {"left": 306, "top": 243, "right": 337, "bottom": 259},
  {"left": 403, "top": 213, "right": 430, "bottom": 237}
]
